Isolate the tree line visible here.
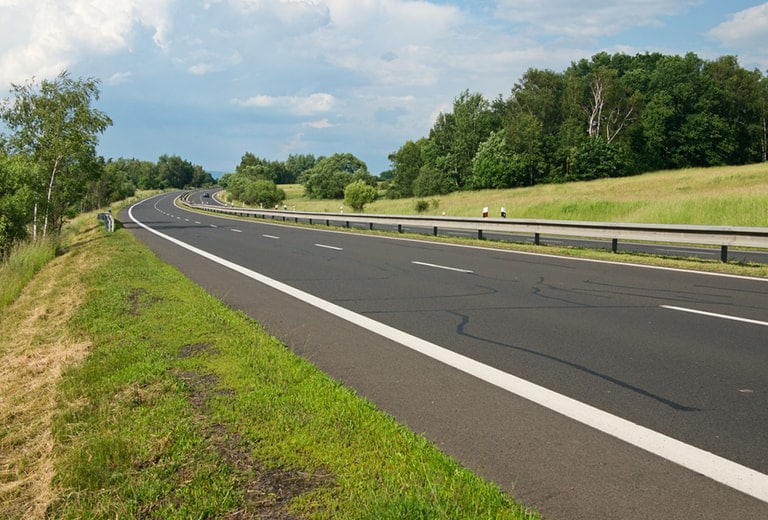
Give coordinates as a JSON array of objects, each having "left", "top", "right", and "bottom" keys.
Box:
[
  {"left": 220, "top": 151, "right": 377, "bottom": 210},
  {"left": 227, "top": 51, "right": 767, "bottom": 209},
  {"left": 0, "top": 71, "right": 214, "bottom": 258},
  {"left": 386, "top": 51, "right": 768, "bottom": 198}
]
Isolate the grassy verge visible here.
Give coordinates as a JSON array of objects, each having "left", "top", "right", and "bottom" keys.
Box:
[
  {"left": 272, "top": 163, "right": 768, "bottom": 226},
  {"left": 0, "top": 236, "right": 59, "bottom": 311},
  {"left": 1, "top": 211, "right": 538, "bottom": 519}
]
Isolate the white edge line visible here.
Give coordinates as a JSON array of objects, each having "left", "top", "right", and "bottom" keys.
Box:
[
  {"left": 315, "top": 243, "right": 343, "bottom": 250},
  {"left": 129, "top": 198, "right": 768, "bottom": 503},
  {"left": 662, "top": 305, "right": 768, "bottom": 327},
  {"left": 413, "top": 261, "right": 474, "bottom": 274}
]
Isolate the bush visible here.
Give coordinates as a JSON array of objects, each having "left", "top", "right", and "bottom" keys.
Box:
[
  {"left": 414, "top": 200, "right": 429, "bottom": 213},
  {"left": 242, "top": 180, "right": 286, "bottom": 207},
  {"left": 344, "top": 180, "right": 377, "bottom": 211}
]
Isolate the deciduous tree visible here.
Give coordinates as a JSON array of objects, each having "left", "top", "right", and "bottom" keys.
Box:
[{"left": 0, "top": 71, "right": 112, "bottom": 237}]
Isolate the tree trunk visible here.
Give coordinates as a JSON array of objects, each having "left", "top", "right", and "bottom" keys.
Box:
[
  {"left": 588, "top": 80, "right": 604, "bottom": 138},
  {"left": 41, "top": 157, "right": 61, "bottom": 238},
  {"left": 32, "top": 202, "right": 38, "bottom": 241}
]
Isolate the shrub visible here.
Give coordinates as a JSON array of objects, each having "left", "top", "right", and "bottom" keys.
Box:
[{"left": 344, "top": 180, "right": 377, "bottom": 211}]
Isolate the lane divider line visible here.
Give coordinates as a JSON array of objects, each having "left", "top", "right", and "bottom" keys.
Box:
[
  {"left": 128, "top": 198, "right": 768, "bottom": 504},
  {"left": 315, "top": 244, "right": 343, "bottom": 251},
  {"left": 413, "top": 261, "right": 473, "bottom": 274},
  {"left": 263, "top": 235, "right": 281, "bottom": 240},
  {"left": 662, "top": 305, "right": 768, "bottom": 327}
]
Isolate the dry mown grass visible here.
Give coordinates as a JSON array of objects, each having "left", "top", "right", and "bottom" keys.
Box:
[{"left": 0, "top": 225, "right": 102, "bottom": 519}]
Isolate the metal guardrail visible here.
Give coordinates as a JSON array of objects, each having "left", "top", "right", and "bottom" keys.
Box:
[
  {"left": 97, "top": 211, "right": 114, "bottom": 232},
  {"left": 180, "top": 198, "right": 768, "bottom": 263}
]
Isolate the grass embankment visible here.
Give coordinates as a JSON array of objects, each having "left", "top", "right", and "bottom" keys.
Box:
[
  {"left": 0, "top": 236, "right": 58, "bottom": 311},
  {"left": 0, "top": 212, "right": 538, "bottom": 519},
  {"left": 279, "top": 163, "right": 768, "bottom": 226}
]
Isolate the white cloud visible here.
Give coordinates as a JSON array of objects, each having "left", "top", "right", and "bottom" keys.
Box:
[
  {"left": 708, "top": 3, "right": 768, "bottom": 66},
  {"left": 304, "top": 118, "right": 334, "bottom": 129},
  {"left": 226, "top": 0, "right": 330, "bottom": 34},
  {"left": 106, "top": 71, "right": 133, "bottom": 85},
  {"left": 233, "top": 93, "right": 337, "bottom": 115},
  {"left": 493, "top": 0, "right": 700, "bottom": 38},
  {"left": 188, "top": 51, "right": 243, "bottom": 75},
  {"left": 0, "top": 0, "right": 174, "bottom": 89},
  {"left": 302, "top": 0, "right": 463, "bottom": 85}
]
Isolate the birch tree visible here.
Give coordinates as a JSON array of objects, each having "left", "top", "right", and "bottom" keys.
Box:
[{"left": 1, "top": 71, "right": 112, "bottom": 238}]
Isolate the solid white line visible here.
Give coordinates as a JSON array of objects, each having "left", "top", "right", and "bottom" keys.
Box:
[
  {"left": 263, "top": 234, "right": 281, "bottom": 239},
  {"left": 662, "top": 305, "right": 768, "bottom": 327},
  {"left": 413, "top": 261, "right": 473, "bottom": 274},
  {"left": 129, "top": 198, "right": 768, "bottom": 504},
  {"left": 315, "top": 243, "right": 343, "bottom": 250}
]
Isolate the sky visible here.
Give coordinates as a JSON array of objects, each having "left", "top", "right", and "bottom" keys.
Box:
[{"left": 1, "top": 1, "right": 767, "bottom": 175}]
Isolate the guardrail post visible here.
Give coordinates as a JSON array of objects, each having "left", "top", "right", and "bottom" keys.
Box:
[
  {"left": 534, "top": 233, "right": 540, "bottom": 245},
  {"left": 398, "top": 224, "right": 403, "bottom": 233},
  {"left": 97, "top": 212, "right": 114, "bottom": 233},
  {"left": 612, "top": 238, "right": 618, "bottom": 253},
  {"left": 326, "top": 219, "right": 330, "bottom": 226},
  {"left": 369, "top": 223, "right": 374, "bottom": 230},
  {"left": 478, "top": 229, "right": 484, "bottom": 240},
  {"left": 721, "top": 245, "right": 728, "bottom": 263},
  {"left": 433, "top": 226, "right": 438, "bottom": 236}
]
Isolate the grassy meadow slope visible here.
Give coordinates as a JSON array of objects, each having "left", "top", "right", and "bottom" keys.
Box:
[{"left": 278, "top": 163, "right": 768, "bottom": 226}]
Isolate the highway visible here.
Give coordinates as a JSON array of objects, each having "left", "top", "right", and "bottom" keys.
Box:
[
  {"left": 122, "top": 192, "right": 768, "bottom": 520},
  {"left": 191, "top": 188, "right": 768, "bottom": 264}
]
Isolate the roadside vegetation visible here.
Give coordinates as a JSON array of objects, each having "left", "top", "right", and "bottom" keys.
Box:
[
  {"left": 271, "top": 163, "right": 768, "bottom": 225},
  {"left": 0, "top": 235, "right": 57, "bottom": 310},
  {"left": 0, "top": 209, "right": 539, "bottom": 519}
]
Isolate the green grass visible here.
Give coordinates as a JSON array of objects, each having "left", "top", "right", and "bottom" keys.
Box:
[
  {"left": 276, "top": 163, "right": 768, "bottom": 226},
  {"left": 0, "top": 236, "right": 59, "bottom": 311},
  {"left": 44, "top": 219, "right": 537, "bottom": 519}
]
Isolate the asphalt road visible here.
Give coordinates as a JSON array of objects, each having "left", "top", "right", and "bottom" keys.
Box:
[{"left": 121, "top": 192, "right": 768, "bottom": 520}]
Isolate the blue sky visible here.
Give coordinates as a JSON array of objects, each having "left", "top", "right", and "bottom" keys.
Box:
[{"left": 1, "top": 1, "right": 767, "bottom": 175}]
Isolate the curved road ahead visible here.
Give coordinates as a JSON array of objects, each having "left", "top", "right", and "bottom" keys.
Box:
[{"left": 122, "top": 192, "right": 768, "bottom": 520}]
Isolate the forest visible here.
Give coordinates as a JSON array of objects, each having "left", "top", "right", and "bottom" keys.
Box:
[{"left": 385, "top": 51, "right": 768, "bottom": 198}]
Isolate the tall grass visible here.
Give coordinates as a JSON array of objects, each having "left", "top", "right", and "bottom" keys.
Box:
[
  {"left": 279, "top": 163, "right": 768, "bottom": 226},
  {"left": 0, "top": 237, "right": 58, "bottom": 310}
]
